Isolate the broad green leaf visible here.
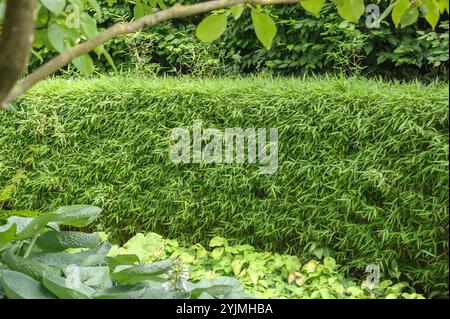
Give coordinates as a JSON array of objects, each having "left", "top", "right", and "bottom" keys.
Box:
[
  {"left": 0, "top": 3, "right": 5, "bottom": 22},
  {"left": 36, "top": 231, "right": 102, "bottom": 252},
  {"left": 392, "top": 0, "right": 410, "bottom": 27},
  {"left": 80, "top": 13, "right": 98, "bottom": 38},
  {"left": 187, "top": 277, "right": 243, "bottom": 299},
  {"left": 335, "top": 0, "right": 365, "bottom": 22},
  {"left": 434, "top": 0, "right": 449, "bottom": 13},
  {"left": 54, "top": 205, "right": 102, "bottom": 227},
  {"left": 47, "top": 23, "right": 67, "bottom": 53},
  {"left": 209, "top": 236, "right": 228, "bottom": 247},
  {"left": 72, "top": 53, "right": 94, "bottom": 75},
  {"left": 1, "top": 270, "right": 55, "bottom": 299},
  {"left": 68, "top": 0, "right": 84, "bottom": 11},
  {"left": 41, "top": 0, "right": 66, "bottom": 16},
  {"left": 196, "top": 14, "right": 228, "bottom": 42},
  {"left": 63, "top": 265, "right": 111, "bottom": 287},
  {"left": 111, "top": 259, "right": 172, "bottom": 285},
  {"left": 301, "top": 0, "right": 326, "bottom": 16},
  {"left": 93, "top": 284, "right": 147, "bottom": 299},
  {"left": 251, "top": 11, "right": 277, "bottom": 50},
  {"left": 0, "top": 223, "right": 16, "bottom": 251},
  {"left": 323, "top": 256, "right": 337, "bottom": 269},
  {"left": 2, "top": 249, "right": 61, "bottom": 281},
  {"left": 42, "top": 274, "right": 95, "bottom": 299},
  {"left": 134, "top": 0, "right": 145, "bottom": 19},
  {"left": 400, "top": 5, "right": 419, "bottom": 27},
  {"left": 30, "top": 242, "right": 112, "bottom": 267},
  {"left": 422, "top": 0, "right": 440, "bottom": 29},
  {"left": 230, "top": 5, "right": 245, "bottom": 20},
  {"left": 87, "top": 0, "right": 102, "bottom": 16},
  {"left": 106, "top": 254, "right": 140, "bottom": 269}
]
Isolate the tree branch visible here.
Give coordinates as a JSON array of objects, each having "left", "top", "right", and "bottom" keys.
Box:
[
  {"left": 0, "top": 0, "right": 38, "bottom": 110},
  {"left": 2, "top": 0, "right": 298, "bottom": 108}
]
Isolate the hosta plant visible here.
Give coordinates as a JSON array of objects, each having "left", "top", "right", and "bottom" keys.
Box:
[{"left": 0, "top": 205, "right": 251, "bottom": 299}]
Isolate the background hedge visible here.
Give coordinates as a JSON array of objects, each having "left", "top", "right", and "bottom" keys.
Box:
[{"left": 0, "top": 77, "right": 448, "bottom": 296}]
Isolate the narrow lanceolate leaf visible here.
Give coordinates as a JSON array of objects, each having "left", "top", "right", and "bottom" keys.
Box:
[
  {"left": 421, "top": 0, "right": 440, "bottom": 29},
  {"left": 111, "top": 259, "right": 173, "bottom": 285},
  {"left": 41, "top": 0, "right": 66, "bottom": 16},
  {"left": 36, "top": 231, "right": 102, "bottom": 252},
  {"left": 335, "top": 0, "right": 365, "bottom": 22},
  {"left": 301, "top": 0, "right": 326, "bottom": 16},
  {"left": 392, "top": 0, "right": 411, "bottom": 27},
  {"left": 251, "top": 11, "right": 277, "bottom": 50},
  {"left": 1, "top": 271, "right": 56, "bottom": 299},
  {"left": 196, "top": 14, "right": 228, "bottom": 42}
]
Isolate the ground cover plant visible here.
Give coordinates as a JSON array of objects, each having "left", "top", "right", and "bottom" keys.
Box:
[
  {"left": 0, "top": 76, "right": 448, "bottom": 297},
  {"left": 0, "top": 205, "right": 252, "bottom": 299},
  {"left": 108, "top": 232, "right": 425, "bottom": 299}
]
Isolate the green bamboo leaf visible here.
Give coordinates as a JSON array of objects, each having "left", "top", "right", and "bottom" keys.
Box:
[
  {"left": 251, "top": 11, "right": 277, "bottom": 50},
  {"left": 196, "top": 14, "right": 228, "bottom": 42}
]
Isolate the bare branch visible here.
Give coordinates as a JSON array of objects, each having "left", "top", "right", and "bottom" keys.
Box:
[
  {"left": 0, "top": 0, "right": 38, "bottom": 110},
  {"left": 3, "top": 0, "right": 298, "bottom": 107}
]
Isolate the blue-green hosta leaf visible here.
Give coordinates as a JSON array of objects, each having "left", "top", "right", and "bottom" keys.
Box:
[
  {"left": 250, "top": 11, "right": 277, "bottom": 50},
  {"left": 63, "top": 265, "right": 111, "bottom": 287},
  {"left": 42, "top": 274, "right": 95, "bottom": 299},
  {"left": 111, "top": 258, "right": 173, "bottom": 285},
  {"left": 301, "top": 0, "right": 326, "bottom": 16},
  {"left": 30, "top": 242, "right": 112, "bottom": 267},
  {"left": 196, "top": 14, "right": 228, "bottom": 42},
  {"left": 186, "top": 277, "right": 244, "bottom": 299},
  {"left": 54, "top": 205, "right": 102, "bottom": 227},
  {"left": 41, "top": 0, "right": 66, "bottom": 16},
  {"left": 93, "top": 284, "right": 147, "bottom": 299},
  {"left": 36, "top": 231, "right": 102, "bottom": 252},
  {"left": 1, "top": 270, "right": 56, "bottom": 299}
]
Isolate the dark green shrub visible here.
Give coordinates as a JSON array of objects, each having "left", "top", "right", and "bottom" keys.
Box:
[{"left": 0, "top": 77, "right": 448, "bottom": 297}]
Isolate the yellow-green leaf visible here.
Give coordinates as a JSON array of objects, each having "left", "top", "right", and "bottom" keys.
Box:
[
  {"left": 251, "top": 11, "right": 277, "bottom": 50},
  {"left": 301, "top": 0, "right": 326, "bottom": 16},
  {"left": 392, "top": 0, "right": 410, "bottom": 27},
  {"left": 422, "top": 0, "right": 440, "bottom": 29},
  {"left": 196, "top": 14, "right": 228, "bottom": 43},
  {"left": 335, "top": 0, "right": 365, "bottom": 22}
]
